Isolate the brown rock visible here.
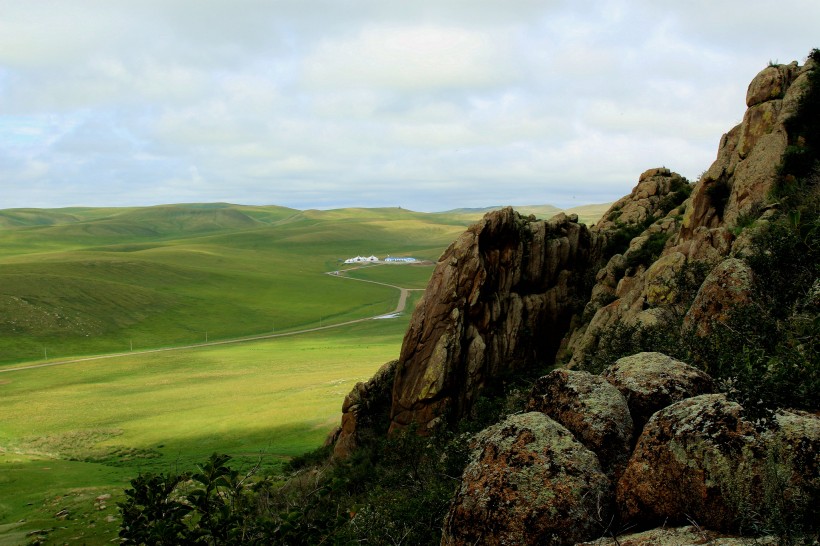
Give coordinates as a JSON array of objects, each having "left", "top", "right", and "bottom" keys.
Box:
[
  {"left": 617, "top": 394, "right": 756, "bottom": 531},
  {"left": 603, "top": 352, "right": 714, "bottom": 432},
  {"left": 442, "top": 412, "right": 611, "bottom": 546},
  {"left": 390, "top": 208, "right": 599, "bottom": 432},
  {"left": 617, "top": 394, "right": 820, "bottom": 534},
  {"left": 333, "top": 360, "right": 397, "bottom": 459},
  {"left": 682, "top": 258, "right": 755, "bottom": 337},
  {"left": 746, "top": 63, "right": 798, "bottom": 107},
  {"left": 527, "top": 369, "right": 633, "bottom": 479},
  {"left": 574, "top": 526, "right": 777, "bottom": 545},
  {"left": 644, "top": 252, "right": 685, "bottom": 306}
]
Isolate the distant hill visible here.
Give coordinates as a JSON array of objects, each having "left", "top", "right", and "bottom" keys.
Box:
[{"left": 441, "top": 203, "right": 611, "bottom": 226}]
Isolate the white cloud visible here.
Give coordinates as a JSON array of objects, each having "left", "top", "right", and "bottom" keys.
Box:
[
  {"left": 0, "top": 0, "right": 817, "bottom": 211},
  {"left": 303, "top": 25, "right": 519, "bottom": 92}
]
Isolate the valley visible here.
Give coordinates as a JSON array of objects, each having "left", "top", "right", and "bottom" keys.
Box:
[{"left": 0, "top": 202, "right": 603, "bottom": 544}]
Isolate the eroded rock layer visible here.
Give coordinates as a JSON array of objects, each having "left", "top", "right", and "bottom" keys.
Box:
[{"left": 390, "top": 209, "right": 599, "bottom": 432}]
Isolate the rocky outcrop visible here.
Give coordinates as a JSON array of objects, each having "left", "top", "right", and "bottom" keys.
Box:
[
  {"left": 389, "top": 209, "right": 600, "bottom": 432},
  {"left": 602, "top": 352, "right": 714, "bottom": 433},
  {"left": 566, "top": 58, "right": 815, "bottom": 370},
  {"left": 526, "top": 369, "right": 633, "bottom": 478},
  {"left": 327, "top": 56, "right": 819, "bottom": 544},
  {"left": 442, "top": 412, "right": 611, "bottom": 546},
  {"left": 332, "top": 359, "right": 396, "bottom": 458}
]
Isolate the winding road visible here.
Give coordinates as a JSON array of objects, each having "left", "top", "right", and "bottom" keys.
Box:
[{"left": 0, "top": 265, "right": 425, "bottom": 374}]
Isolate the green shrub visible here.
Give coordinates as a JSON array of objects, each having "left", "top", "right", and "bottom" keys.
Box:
[{"left": 625, "top": 231, "right": 670, "bottom": 269}]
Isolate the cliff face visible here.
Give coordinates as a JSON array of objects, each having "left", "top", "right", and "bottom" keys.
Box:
[
  {"left": 390, "top": 209, "right": 596, "bottom": 432},
  {"left": 565, "top": 57, "right": 816, "bottom": 369},
  {"left": 333, "top": 55, "right": 815, "bottom": 458}
]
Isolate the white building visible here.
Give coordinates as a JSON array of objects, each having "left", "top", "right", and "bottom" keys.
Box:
[
  {"left": 384, "top": 256, "right": 417, "bottom": 263},
  {"left": 344, "top": 255, "right": 379, "bottom": 264}
]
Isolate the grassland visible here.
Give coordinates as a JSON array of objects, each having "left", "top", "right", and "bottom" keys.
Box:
[
  {"left": 0, "top": 201, "right": 607, "bottom": 544},
  {"left": 0, "top": 203, "right": 466, "bottom": 365},
  {"left": 0, "top": 318, "right": 416, "bottom": 544}
]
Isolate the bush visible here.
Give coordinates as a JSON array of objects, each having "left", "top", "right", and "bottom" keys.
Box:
[{"left": 625, "top": 231, "right": 670, "bottom": 269}]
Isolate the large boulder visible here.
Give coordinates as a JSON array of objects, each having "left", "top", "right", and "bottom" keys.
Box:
[
  {"left": 682, "top": 258, "right": 755, "bottom": 337},
  {"left": 617, "top": 394, "right": 820, "bottom": 533},
  {"left": 390, "top": 209, "right": 600, "bottom": 432},
  {"left": 603, "top": 352, "right": 714, "bottom": 433},
  {"left": 526, "top": 369, "right": 633, "bottom": 479},
  {"left": 442, "top": 412, "right": 611, "bottom": 546},
  {"left": 617, "top": 394, "right": 754, "bottom": 531}
]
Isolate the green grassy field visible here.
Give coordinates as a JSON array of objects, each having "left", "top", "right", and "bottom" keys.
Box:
[
  {"left": 0, "top": 316, "right": 418, "bottom": 544},
  {"left": 0, "top": 201, "right": 605, "bottom": 544},
  {"left": 0, "top": 204, "right": 467, "bottom": 365}
]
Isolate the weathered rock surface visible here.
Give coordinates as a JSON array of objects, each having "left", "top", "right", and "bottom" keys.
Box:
[
  {"left": 390, "top": 209, "right": 600, "bottom": 432},
  {"left": 333, "top": 360, "right": 396, "bottom": 459},
  {"left": 567, "top": 59, "right": 815, "bottom": 370},
  {"left": 617, "top": 394, "right": 820, "bottom": 533},
  {"left": 682, "top": 258, "right": 755, "bottom": 337},
  {"left": 526, "top": 369, "right": 633, "bottom": 478},
  {"left": 603, "top": 352, "right": 714, "bottom": 433},
  {"left": 574, "top": 526, "right": 777, "bottom": 545},
  {"left": 617, "top": 394, "right": 754, "bottom": 531},
  {"left": 594, "top": 168, "right": 688, "bottom": 235},
  {"left": 442, "top": 412, "right": 611, "bottom": 546}
]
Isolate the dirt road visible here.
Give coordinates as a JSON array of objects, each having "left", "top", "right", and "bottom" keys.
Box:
[{"left": 0, "top": 268, "right": 423, "bottom": 374}]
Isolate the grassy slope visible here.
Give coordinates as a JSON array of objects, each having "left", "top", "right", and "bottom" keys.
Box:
[
  {"left": 0, "top": 319, "right": 413, "bottom": 544},
  {"left": 0, "top": 204, "right": 446, "bottom": 543},
  {"left": 0, "top": 204, "right": 467, "bottom": 365}
]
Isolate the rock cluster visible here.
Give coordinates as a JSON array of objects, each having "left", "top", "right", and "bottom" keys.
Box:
[
  {"left": 565, "top": 58, "right": 816, "bottom": 369},
  {"left": 444, "top": 352, "right": 820, "bottom": 545},
  {"left": 328, "top": 57, "right": 819, "bottom": 545}
]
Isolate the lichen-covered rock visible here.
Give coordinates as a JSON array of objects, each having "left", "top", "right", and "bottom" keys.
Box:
[
  {"left": 768, "top": 409, "right": 820, "bottom": 507},
  {"left": 594, "top": 168, "right": 689, "bottom": 233},
  {"left": 617, "top": 394, "right": 758, "bottom": 531},
  {"left": 442, "top": 412, "right": 611, "bottom": 546},
  {"left": 644, "top": 252, "right": 686, "bottom": 306},
  {"left": 603, "top": 352, "right": 714, "bottom": 432},
  {"left": 617, "top": 394, "right": 820, "bottom": 535},
  {"left": 526, "top": 369, "right": 633, "bottom": 478},
  {"left": 617, "top": 395, "right": 820, "bottom": 535},
  {"left": 574, "top": 526, "right": 778, "bottom": 545},
  {"left": 746, "top": 62, "right": 800, "bottom": 107},
  {"left": 682, "top": 258, "right": 755, "bottom": 337},
  {"left": 390, "top": 208, "right": 600, "bottom": 432},
  {"left": 333, "top": 360, "right": 397, "bottom": 459}
]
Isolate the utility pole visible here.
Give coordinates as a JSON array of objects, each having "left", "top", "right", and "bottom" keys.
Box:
[
  {"left": 44, "top": 347, "right": 47, "bottom": 360},
  {"left": 205, "top": 331, "right": 208, "bottom": 343},
  {"left": 130, "top": 339, "right": 133, "bottom": 352}
]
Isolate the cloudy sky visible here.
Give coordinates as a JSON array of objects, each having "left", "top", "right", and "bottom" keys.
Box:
[{"left": 1, "top": 1, "right": 817, "bottom": 211}]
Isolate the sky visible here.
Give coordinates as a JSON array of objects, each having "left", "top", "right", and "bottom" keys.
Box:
[{"left": 0, "top": 1, "right": 817, "bottom": 212}]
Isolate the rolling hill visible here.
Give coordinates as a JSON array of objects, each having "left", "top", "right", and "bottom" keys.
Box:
[{"left": 0, "top": 202, "right": 607, "bottom": 366}]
